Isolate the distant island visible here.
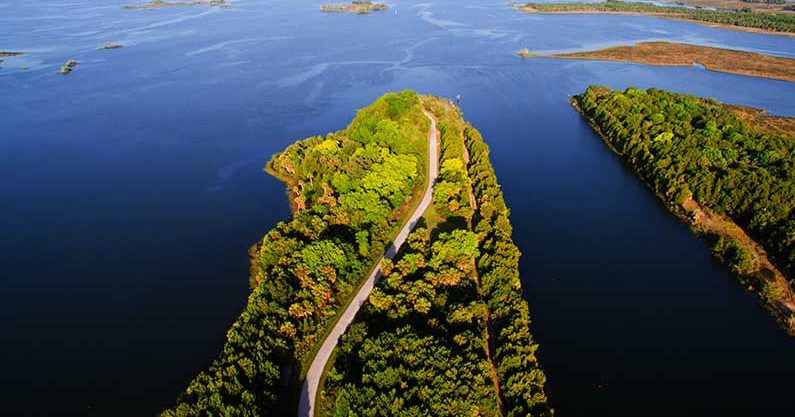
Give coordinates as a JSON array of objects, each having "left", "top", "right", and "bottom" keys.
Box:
[
  {"left": 98, "top": 44, "right": 124, "bottom": 50},
  {"left": 574, "top": 86, "right": 795, "bottom": 334},
  {"left": 321, "top": 1, "right": 388, "bottom": 14},
  {"left": 518, "top": 0, "right": 795, "bottom": 36},
  {"left": 123, "top": 0, "right": 229, "bottom": 10},
  {"left": 536, "top": 41, "right": 795, "bottom": 82}
]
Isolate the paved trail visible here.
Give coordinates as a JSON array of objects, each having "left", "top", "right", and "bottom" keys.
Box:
[{"left": 297, "top": 110, "right": 439, "bottom": 417}]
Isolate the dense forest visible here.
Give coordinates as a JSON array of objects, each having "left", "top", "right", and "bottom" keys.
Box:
[
  {"left": 320, "top": 98, "right": 551, "bottom": 417},
  {"left": 160, "top": 91, "right": 430, "bottom": 416},
  {"left": 522, "top": 0, "right": 795, "bottom": 33},
  {"left": 574, "top": 86, "right": 795, "bottom": 326}
]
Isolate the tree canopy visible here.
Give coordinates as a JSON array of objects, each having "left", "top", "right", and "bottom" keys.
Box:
[
  {"left": 574, "top": 85, "right": 795, "bottom": 297},
  {"left": 321, "top": 98, "right": 551, "bottom": 417},
  {"left": 161, "top": 91, "right": 429, "bottom": 416}
]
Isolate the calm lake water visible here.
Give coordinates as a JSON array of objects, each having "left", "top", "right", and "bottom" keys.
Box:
[{"left": 2, "top": 0, "right": 794, "bottom": 415}]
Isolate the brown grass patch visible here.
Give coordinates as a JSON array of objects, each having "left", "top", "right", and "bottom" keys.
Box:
[
  {"left": 725, "top": 104, "right": 795, "bottom": 140},
  {"left": 547, "top": 41, "right": 795, "bottom": 82}
]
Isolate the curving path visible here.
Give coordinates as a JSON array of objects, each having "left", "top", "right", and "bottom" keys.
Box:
[{"left": 298, "top": 110, "right": 439, "bottom": 417}]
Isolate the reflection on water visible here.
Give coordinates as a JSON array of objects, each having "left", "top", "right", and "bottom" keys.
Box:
[{"left": 1, "top": 0, "right": 794, "bottom": 416}]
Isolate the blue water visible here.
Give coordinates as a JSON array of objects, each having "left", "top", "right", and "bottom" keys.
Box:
[{"left": 2, "top": 1, "right": 794, "bottom": 415}]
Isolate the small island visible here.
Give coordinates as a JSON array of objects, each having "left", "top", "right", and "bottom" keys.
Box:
[
  {"left": 59, "top": 59, "right": 79, "bottom": 74},
  {"left": 123, "top": 0, "right": 229, "bottom": 10},
  {"left": 321, "top": 0, "right": 388, "bottom": 14},
  {"left": 574, "top": 85, "right": 795, "bottom": 334},
  {"left": 518, "top": 0, "right": 795, "bottom": 36},
  {"left": 536, "top": 41, "right": 795, "bottom": 82},
  {"left": 98, "top": 44, "right": 124, "bottom": 50}
]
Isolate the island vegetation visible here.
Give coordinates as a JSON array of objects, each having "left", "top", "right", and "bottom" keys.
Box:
[
  {"left": 664, "top": 0, "right": 795, "bottom": 12},
  {"left": 539, "top": 41, "right": 795, "bottom": 82},
  {"left": 573, "top": 85, "right": 795, "bottom": 333},
  {"left": 123, "top": 0, "right": 229, "bottom": 10},
  {"left": 318, "top": 97, "right": 551, "bottom": 417},
  {"left": 160, "top": 91, "right": 432, "bottom": 416},
  {"left": 321, "top": 1, "right": 388, "bottom": 14},
  {"left": 519, "top": 0, "right": 795, "bottom": 35},
  {"left": 59, "top": 59, "right": 78, "bottom": 74},
  {"left": 98, "top": 44, "right": 124, "bottom": 50}
]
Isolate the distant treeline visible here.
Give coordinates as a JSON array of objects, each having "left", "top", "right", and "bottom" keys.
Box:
[
  {"left": 741, "top": 0, "right": 785, "bottom": 4},
  {"left": 160, "top": 91, "right": 429, "bottom": 416},
  {"left": 574, "top": 86, "right": 794, "bottom": 289},
  {"left": 522, "top": 0, "right": 795, "bottom": 33},
  {"left": 321, "top": 98, "right": 551, "bottom": 417}
]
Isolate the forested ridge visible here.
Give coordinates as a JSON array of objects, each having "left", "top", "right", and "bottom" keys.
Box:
[
  {"left": 574, "top": 86, "right": 795, "bottom": 329},
  {"left": 521, "top": 0, "right": 795, "bottom": 33},
  {"left": 320, "top": 98, "right": 551, "bottom": 417},
  {"left": 161, "top": 91, "right": 430, "bottom": 416}
]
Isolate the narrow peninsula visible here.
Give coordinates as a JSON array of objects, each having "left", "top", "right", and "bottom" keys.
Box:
[
  {"left": 160, "top": 91, "right": 431, "bottom": 416},
  {"left": 321, "top": 1, "right": 388, "bottom": 14},
  {"left": 539, "top": 42, "right": 795, "bottom": 82},
  {"left": 574, "top": 86, "right": 795, "bottom": 334},
  {"left": 519, "top": 0, "right": 795, "bottom": 36},
  {"left": 159, "top": 92, "right": 550, "bottom": 417},
  {"left": 318, "top": 96, "right": 551, "bottom": 417}
]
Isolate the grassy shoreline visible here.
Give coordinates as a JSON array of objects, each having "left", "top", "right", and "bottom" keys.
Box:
[
  {"left": 532, "top": 41, "right": 795, "bottom": 82},
  {"left": 518, "top": 1, "right": 795, "bottom": 37}
]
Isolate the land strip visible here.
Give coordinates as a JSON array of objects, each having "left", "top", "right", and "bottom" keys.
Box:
[
  {"left": 658, "top": 0, "right": 795, "bottom": 14},
  {"left": 316, "top": 96, "right": 550, "bottom": 417},
  {"left": 161, "top": 92, "right": 437, "bottom": 417},
  {"left": 298, "top": 108, "right": 440, "bottom": 417},
  {"left": 518, "top": 1, "right": 795, "bottom": 37},
  {"left": 536, "top": 42, "right": 795, "bottom": 82}
]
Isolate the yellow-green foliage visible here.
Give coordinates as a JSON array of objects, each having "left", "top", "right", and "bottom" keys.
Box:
[
  {"left": 524, "top": 0, "right": 795, "bottom": 33},
  {"left": 575, "top": 85, "right": 795, "bottom": 285},
  {"left": 323, "top": 105, "right": 551, "bottom": 417},
  {"left": 162, "top": 91, "right": 428, "bottom": 417}
]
